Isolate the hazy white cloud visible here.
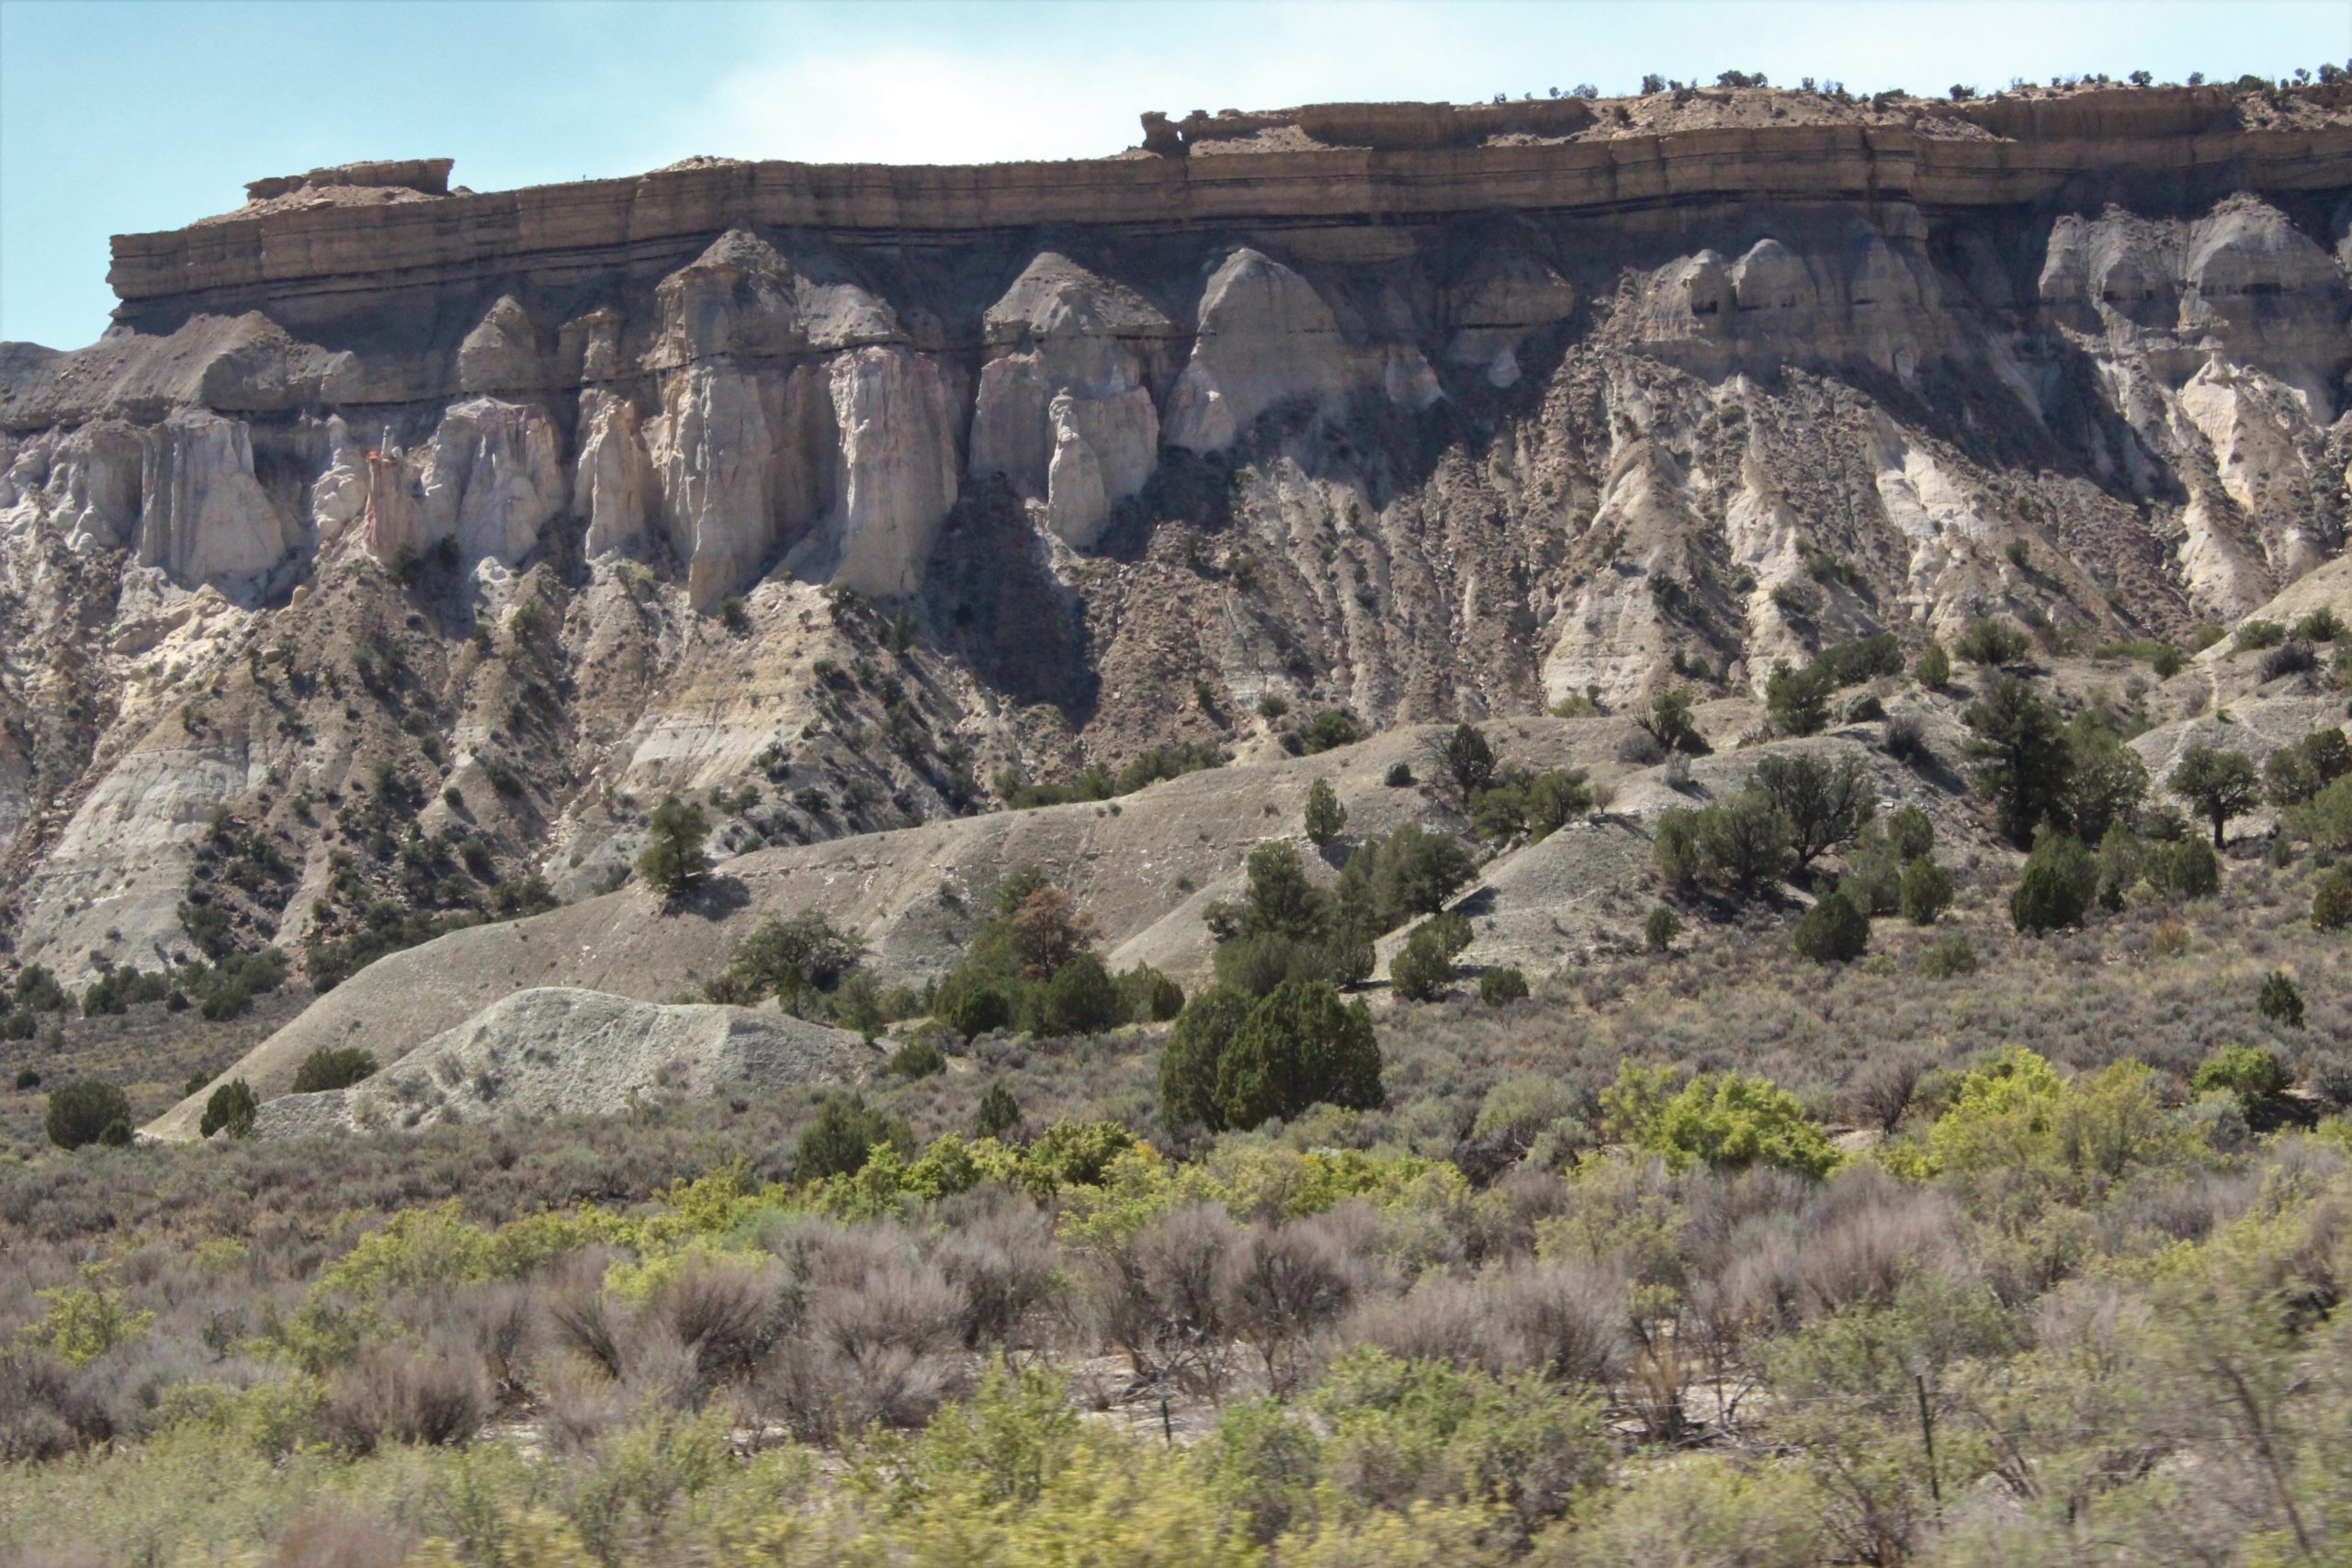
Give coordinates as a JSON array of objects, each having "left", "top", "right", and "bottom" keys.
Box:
[{"left": 690, "top": 4, "right": 1502, "bottom": 165}]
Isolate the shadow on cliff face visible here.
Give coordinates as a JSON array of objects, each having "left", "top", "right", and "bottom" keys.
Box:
[{"left": 922, "top": 478, "right": 1098, "bottom": 722}]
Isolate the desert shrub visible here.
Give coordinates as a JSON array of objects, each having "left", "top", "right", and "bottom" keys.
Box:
[
  {"left": 1600, "top": 1064, "right": 1838, "bottom": 1178},
  {"left": 2295, "top": 607, "right": 2344, "bottom": 643},
  {"left": 2190, "top": 1043, "right": 2290, "bottom": 1113},
  {"left": 1159, "top": 986, "right": 1256, "bottom": 1134},
  {"left": 888, "top": 1039, "right": 947, "bottom": 1079},
  {"left": 1791, "top": 886, "right": 1869, "bottom": 964},
  {"left": 1391, "top": 913, "right": 1473, "bottom": 1002},
  {"left": 1841, "top": 827, "right": 1905, "bottom": 916},
  {"left": 1917, "top": 936, "right": 1977, "bottom": 977},
  {"left": 2149, "top": 834, "right": 2221, "bottom": 900},
  {"left": 1309, "top": 1347, "right": 1610, "bottom": 1535},
  {"left": 2011, "top": 832, "right": 2095, "bottom": 932},
  {"left": 46, "top": 1079, "right": 131, "bottom": 1150},
  {"left": 290, "top": 1046, "right": 378, "bottom": 1094},
  {"left": 1897, "top": 1047, "right": 2199, "bottom": 1204},
  {"left": 2288, "top": 775, "right": 2352, "bottom": 852},
  {"left": 1479, "top": 966, "right": 1530, "bottom": 1006},
  {"left": 1683, "top": 791, "right": 1795, "bottom": 899},
  {"left": 1644, "top": 906, "right": 1682, "bottom": 952},
  {"left": 325, "top": 1343, "right": 489, "bottom": 1453},
  {"left": 1955, "top": 616, "right": 2031, "bottom": 667},
  {"left": 1118, "top": 963, "right": 1185, "bottom": 1023},
  {"left": 2255, "top": 969, "right": 2303, "bottom": 1028},
  {"left": 1881, "top": 713, "right": 1928, "bottom": 762},
  {"left": 199, "top": 1078, "right": 258, "bottom": 1139},
  {"left": 1544, "top": 1455, "right": 1827, "bottom": 1568},
  {"left": 1898, "top": 858, "right": 1953, "bottom": 925},
  {"left": 2314, "top": 868, "right": 2352, "bottom": 931},
  {"left": 1213, "top": 981, "right": 1385, "bottom": 1132},
  {"left": 797, "top": 1091, "right": 914, "bottom": 1179},
  {"left": 1040, "top": 952, "right": 1123, "bottom": 1037},
  {"left": 1470, "top": 767, "right": 1594, "bottom": 844},
  {"left": 1875, "top": 807, "right": 1934, "bottom": 864},
  {"left": 974, "top": 1082, "right": 1022, "bottom": 1140},
  {"left": 1336, "top": 823, "right": 1476, "bottom": 934},
  {"left": 1914, "top": 641, "right": 1951, "bottom": 687},
  {"left": 2233, "top": 618, "right": 2285, "bottom": 652},
  {"left": 1385, "top": 761, "right": 1415, "bottom": 787}
]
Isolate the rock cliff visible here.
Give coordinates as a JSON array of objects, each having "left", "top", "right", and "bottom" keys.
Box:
[{"left": 0, "top": 84, "right": 2346, "bottom": 985}]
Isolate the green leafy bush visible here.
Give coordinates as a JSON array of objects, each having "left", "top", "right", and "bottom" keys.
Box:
[
  {"left": 199, "top": 1079, "right": 258, "bottom": 1139},
  {"left": 1917, "top": 936, "right": 1978, "bottom": 977},
  {"left": 1478, "top": 965, "right": 1529, "bottom": 1005},
  {"left": 1791, "top": 886, "right": 1869, "bottom": 964},
  {"left": 2011, "top": 832, "right": 2095, "bottom": 932},
  {"left": 46, "top": 1079, "right": 131, "bottom": 1150},
  {"left": 2190, "top": 1043, "right": 2290, "bottom": 1111},
  {"left": 2256, "top": 969, "right": 2303, "bottom": 1028},
  {"left": 888, "top": 1039, "right": 947, "bottom": 1079},
  {"left": 1212, "top": 980, "right": 1384, "bottom": 1132},
  {"left": 1644, "top": 906, "right": 1682, "bottom": 952},
  {"left": 290, "top": 1047, "right": 378, "bottom": 1094},
  {"left": 1390, "top": 913, "right": 1473, "bottom": 1001},
  {"left": 1898, "top": 857, "right": 1953, "bottom": 925},
  {"left": 1600, "top": 1064, "right": 1839, "bottom": 1178},
  {"left": 797, "top": 1090, "right": 914, "bottom": 1179},
  {"left": 2314, "top": 867, "right": 2352, "bottom": 931}
]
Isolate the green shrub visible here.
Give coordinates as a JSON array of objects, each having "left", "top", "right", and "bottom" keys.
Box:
[
  {"left": 1791, "top": 886, "right": 1869, "bottom": 964},
  {"left": 199, "top": 1079, "right": 258, "bottom": 1139},
  {"left": 2256, "top": 969, "right": 2303, "bottom": 1028},
  {"left": 2234, "top": 619, "right": 2285, "bottom": 652},
  {"left": 944, "top": 977, "right": 1014, "bottom": 1039},
  {"left": 1956, "top": 616, "right": 2031, "bottom": 666},
  {"left": 1915, "top": 640, "right": 1951, "bottom": 688},
  {"left": 1384, "top": 761, "right": 1415, "bottom": 787},
  {"left": 1118, "top": 964, "right": 1185, "bottom": 1023},
  {"left": 1763, "top": 660, "right": 1833, "bottom": 737},
  {"left": 2314, "top": 868, "right": 2352, "bottom": 931},
  {"left": 1041, "top": 952, "right": 1124, "bottom": 1037},
  {"left": 2191, "top": 1043, "right": 2290, "bottom": 1111},
  {"left": 1898, "top": 857, "right": 1953, "bottom": 925},
  {"left": 975, "top": 1082, "right": 1021, "bottom": 1140},
  {"left": 2150, "top": 835, "right": 2221, "bottom": 900},
  {"left": 1478, "top": 965, "right": 1529, "bottom": 1005},
  {"left": 1390, "top": 912, "right": 1473, "bottom": 1002},
  {"left": 1644, "top": 906, "right": 1682, "bottom": 952},
  {"left": 290, "top": 1047, "right": 378, "bottom": 1094},
  {"left": 13, "top": 1066, "right": 39, "bottom": 1089},
  {"left": 2011, "top": 832, "right": 2095, "bottom": 932},
  {"left": 1918, "top": 936, "right": 1978, "bottom": 977},
  {"left": 888, "top": 1039, "right": 947, "bottom": 1079},
  {"left": 46, "top": 1079, "right": 131, "bottom": 1150},
  {"left": 1884, "top": 804, "right": 1934, "bottom": 862},
  {"left": 1601, "top": 1063, "right": 1839, "bottom": 1178},
  {"left": 797, "top": 1090, "right": 913, "bottom": 1179},
  {"left": 1159, "top": 984, "right": 1254, "bottom": 1133},
  {"left": 2152, "top": 643, "right": 2186, "bottom": 678},
  {"left": 1212, "top": 980, "right": 1384, "bottom": 1131}
]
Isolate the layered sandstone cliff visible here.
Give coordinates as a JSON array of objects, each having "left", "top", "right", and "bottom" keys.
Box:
[{"left": 1, "top": 85, "right": 2347, "bottom": 982}]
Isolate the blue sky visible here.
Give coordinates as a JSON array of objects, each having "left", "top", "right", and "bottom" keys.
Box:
[{"left": 3, "top": 0, "right": 2346, "bottom": 350}]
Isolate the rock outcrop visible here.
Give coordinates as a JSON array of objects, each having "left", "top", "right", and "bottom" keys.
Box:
[
  {"left": 243, "top": 986, "right": 871, "bottom": 1137},
  {"left": 0, "top": 85, "right": 2346, "bottom": 989}
]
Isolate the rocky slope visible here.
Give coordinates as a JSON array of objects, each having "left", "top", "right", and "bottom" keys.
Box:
[{"left": 1, "top": 83, "right": 2347, "bottom": 997}]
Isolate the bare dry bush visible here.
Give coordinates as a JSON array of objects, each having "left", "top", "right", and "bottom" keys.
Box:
[
  {"left": 1221, "top": 1215, "right": 1366, "bottom": 1393},
  {"left": 930, "top": 1193, "right": 1063, "bottom": 1350},
  {"left": 265, "top": 1510, "right": 415, "bottom": 1568},
  {"left": 1096, "top": 1202, "right": 1238, "bottom": 1396},
  {"left": 325, "top": 1343, "right": 489, "bottom": 1453}
]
